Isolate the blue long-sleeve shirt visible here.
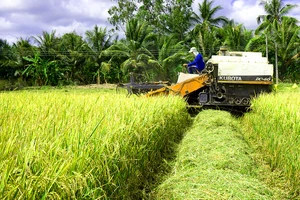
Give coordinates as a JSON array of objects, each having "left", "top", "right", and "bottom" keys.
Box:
[{"left": 188, "top": 53, "right": 205, "bottom": 71}]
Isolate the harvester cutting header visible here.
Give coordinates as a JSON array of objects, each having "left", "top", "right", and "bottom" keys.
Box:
[{"left": 120, "top": 47, "right": 274, "bottom": 109}]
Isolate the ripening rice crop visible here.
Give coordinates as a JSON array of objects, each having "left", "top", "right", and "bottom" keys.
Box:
[
  {"left": 0, "top": 90, "right": 190, "bottom": 199},
  {"left": 243, "top": 91, "right": 300, "bottom": 196}
]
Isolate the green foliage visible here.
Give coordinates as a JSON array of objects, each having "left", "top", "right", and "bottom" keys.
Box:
[
  {"left": 32, "top": 30, "right": 60, "bottom": 61},
  {"left": 255, "top": 0, "right": 299, "bottom": 81},
  {"left": 104, "top": 18, "right": 157, "bottom": 82},
  {"left": 1, "top": 0, "right": 300, "bottom": 86},
  {"left": 108, "top": 0, "right": 193, "bottom": 40},
  {"left": 245, "top": 35, "right": 267, "bottom": 53},
  {"left": 189, "top": 0, "right": 229, "bottom": 58},
  {"left": 108, "top": 0, "right": 138, "bottom": 31},
  {"left": 273, "top": 17, "right": 300, "bottom": 79},
  {"left": 84, "top": 26, "right": 116, "bottom": 84},
  {"left": 0, "top": 39, "right": 16, "bottom": 79},
  {"left": 192, "top": 0, "right": 228, "bottom": 27},
  {"left": 150, "top": 35, "right": 188, "bottom": 82},
  {"left": 256, "top": 0, "right": 297, "bottom": 26},
  {"left": 57, "top": 32, "right": 87, "bottom": 84},
  {"left": 222, "top": 20, "right": 253, "bottom": 51},
  {"left": 158, "top": 0, "right": 194, "bottom": 40},
  {"left": 22, "top": 52, "right": 63, "bottom": 85}
]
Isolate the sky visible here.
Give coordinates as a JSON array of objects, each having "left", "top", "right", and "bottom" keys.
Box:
[{"left": 0, "top": 0, "right": 299, "bottom": 44}]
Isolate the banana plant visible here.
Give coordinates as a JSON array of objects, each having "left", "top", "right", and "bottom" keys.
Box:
[{"left": 22, "top": 52, "right": 62, "bottom": 86}]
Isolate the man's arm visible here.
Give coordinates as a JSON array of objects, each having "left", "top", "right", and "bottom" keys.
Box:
[
  {"left": 188, "top": 54, "right": 202, "bottom": 66},
  {"left": 187, "top": 60, "right": 197, "bottom": 67}
]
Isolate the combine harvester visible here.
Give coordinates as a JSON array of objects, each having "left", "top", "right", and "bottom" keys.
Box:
[{"left": 146, "top": 47, "right": 274, "bottom": 110}]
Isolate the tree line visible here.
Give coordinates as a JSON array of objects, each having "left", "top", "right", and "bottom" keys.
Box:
[{"left": 0, "top": 0, "right": 299, "bottom": 88}]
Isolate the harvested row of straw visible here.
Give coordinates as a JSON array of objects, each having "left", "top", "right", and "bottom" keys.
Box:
[{"left": 155, "top": 110, "right": 285, "bottom": 199}]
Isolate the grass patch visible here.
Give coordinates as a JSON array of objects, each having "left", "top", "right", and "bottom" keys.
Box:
[
  {"left": 154, "top": 110, "right": 286, "bottom": 199},
  {"left": 273, "top": 82, "right": 299, "bottom": 93}
]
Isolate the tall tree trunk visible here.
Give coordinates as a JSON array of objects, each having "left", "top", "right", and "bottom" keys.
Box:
[
  {"left": 97, "top": 69, "right": 100, "bottom": 84},
  {"left": 275, "top": 42, "right": 279, "bottom": 84}
]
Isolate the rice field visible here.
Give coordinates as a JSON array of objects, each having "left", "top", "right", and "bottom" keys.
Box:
[
  {"left": 242, "top": 84, "right": 300, "bottom": 197},
  {"left": 1, "top": 82, "right": 299, "bottom": 199},
  {"left": 0, "top": 89, "right": 191, "bottom": 199}
]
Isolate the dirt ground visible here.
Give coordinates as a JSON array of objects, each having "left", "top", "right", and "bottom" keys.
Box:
[{"left": 74, "top": 84, "right": 117, "bottom": 89}]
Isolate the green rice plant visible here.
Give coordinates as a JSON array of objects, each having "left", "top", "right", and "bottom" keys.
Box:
[
  {"left": 0, "top": 90, "right": 191, "bottom": 199},
  {"left": 243, "top": 91, "right": 300, "bottom": 197},
  {"left": 154, "top": 110, "right": 285, "bottom": 199}
]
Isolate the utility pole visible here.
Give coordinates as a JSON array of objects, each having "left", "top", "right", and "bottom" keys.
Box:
[
  {"left": 275, "top": 42, "right": 278, "bottom": 85},
  {"left": 265, "top": 34, "right": 268, "bottom": 60}
]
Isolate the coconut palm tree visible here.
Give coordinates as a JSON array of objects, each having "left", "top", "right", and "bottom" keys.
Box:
[
  {"left": 33, "top": 30, "right": 59, "bottom": 61},
  {"left": 256, "top": 0, "right": 297, "bottom": 32},
  {"left": 57, "top": 32, "right": 87, "bottom": 83},
  {"left": 0, "top": 39, "right": 15, "bottom": 79},
  {"left": 13, "top": 38, "right": 35, "bottom": 63},
  {"left": 145, "top": 34, "right": 187, "bottom": 82},
  {"left": 103, "top": 18, "right": 156, "bottom": 81},
  {"left": 272, "top": 17, "right": 300, "bottom": 80},
  {"left": 222, "top": 20, "right": 253, "bottom": 51},
  {"left": 190, "top": 0, "right": 228, "bottom": 58},
  {"left": 191, "top": 22, "right": 221, "bottom": 59},
  {"left": 11, "top": 38, "right": 36, "bottom": 83},
  {"left": 21, "top": 31, "right": 65, "bottom": 85},
  {"left": 256, "top": 0, "right": 297, "bottom": 58},
  {"left": 256, "top": 0, "right": 298, "bottom": 82},
  {"left": 192, "top": 0, "right": 228, "bottom": 27},
  {"left": 85, "top": 26, "right": 116, "bottom": 83}
]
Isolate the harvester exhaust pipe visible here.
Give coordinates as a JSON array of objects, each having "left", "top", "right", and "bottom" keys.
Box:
[{"left": 219, "top": 46, "right": 228, "bottom": 56}]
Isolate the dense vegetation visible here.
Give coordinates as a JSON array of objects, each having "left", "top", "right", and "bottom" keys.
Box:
[{"left": 0, "top": 0, "right": 299, "bottom": 88}]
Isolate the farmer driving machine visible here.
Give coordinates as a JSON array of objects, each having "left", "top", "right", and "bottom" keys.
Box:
[{"left": 119, "top": 47, "right": 273, "bottom": 110}]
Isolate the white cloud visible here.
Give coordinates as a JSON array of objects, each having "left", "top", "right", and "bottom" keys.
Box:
[
  {"left": 229, "top": 0, "right": 265, "bottom": 29},
  {"left": 1, "top": 0, "right": 299, "bottom": 44},
  {"left": 0, "top": 0, "right": 25, "bottom": 10},
  {"left": 231, "top": 0, "right": 245, "bottom": 9},
  {"left": 52, "top": 21, "right": 92, "bottom": 37},
  {"left": 10, "top": 12, "right": 37, "bottom": 23},
  {"left": 192, "top": 0, "right": 264, "bottom": 29},
  {"left": 0, "top": 17, "right": 13, "bottom": 30},
  {"left": 62, "top": 0, "right": 113, "bottom": 20},
  {"left": 0, "top": 35, "right": 18, "bottom": 44},
  {"left": 289, "top": 2, "right": 300, "bottom": 23}
]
